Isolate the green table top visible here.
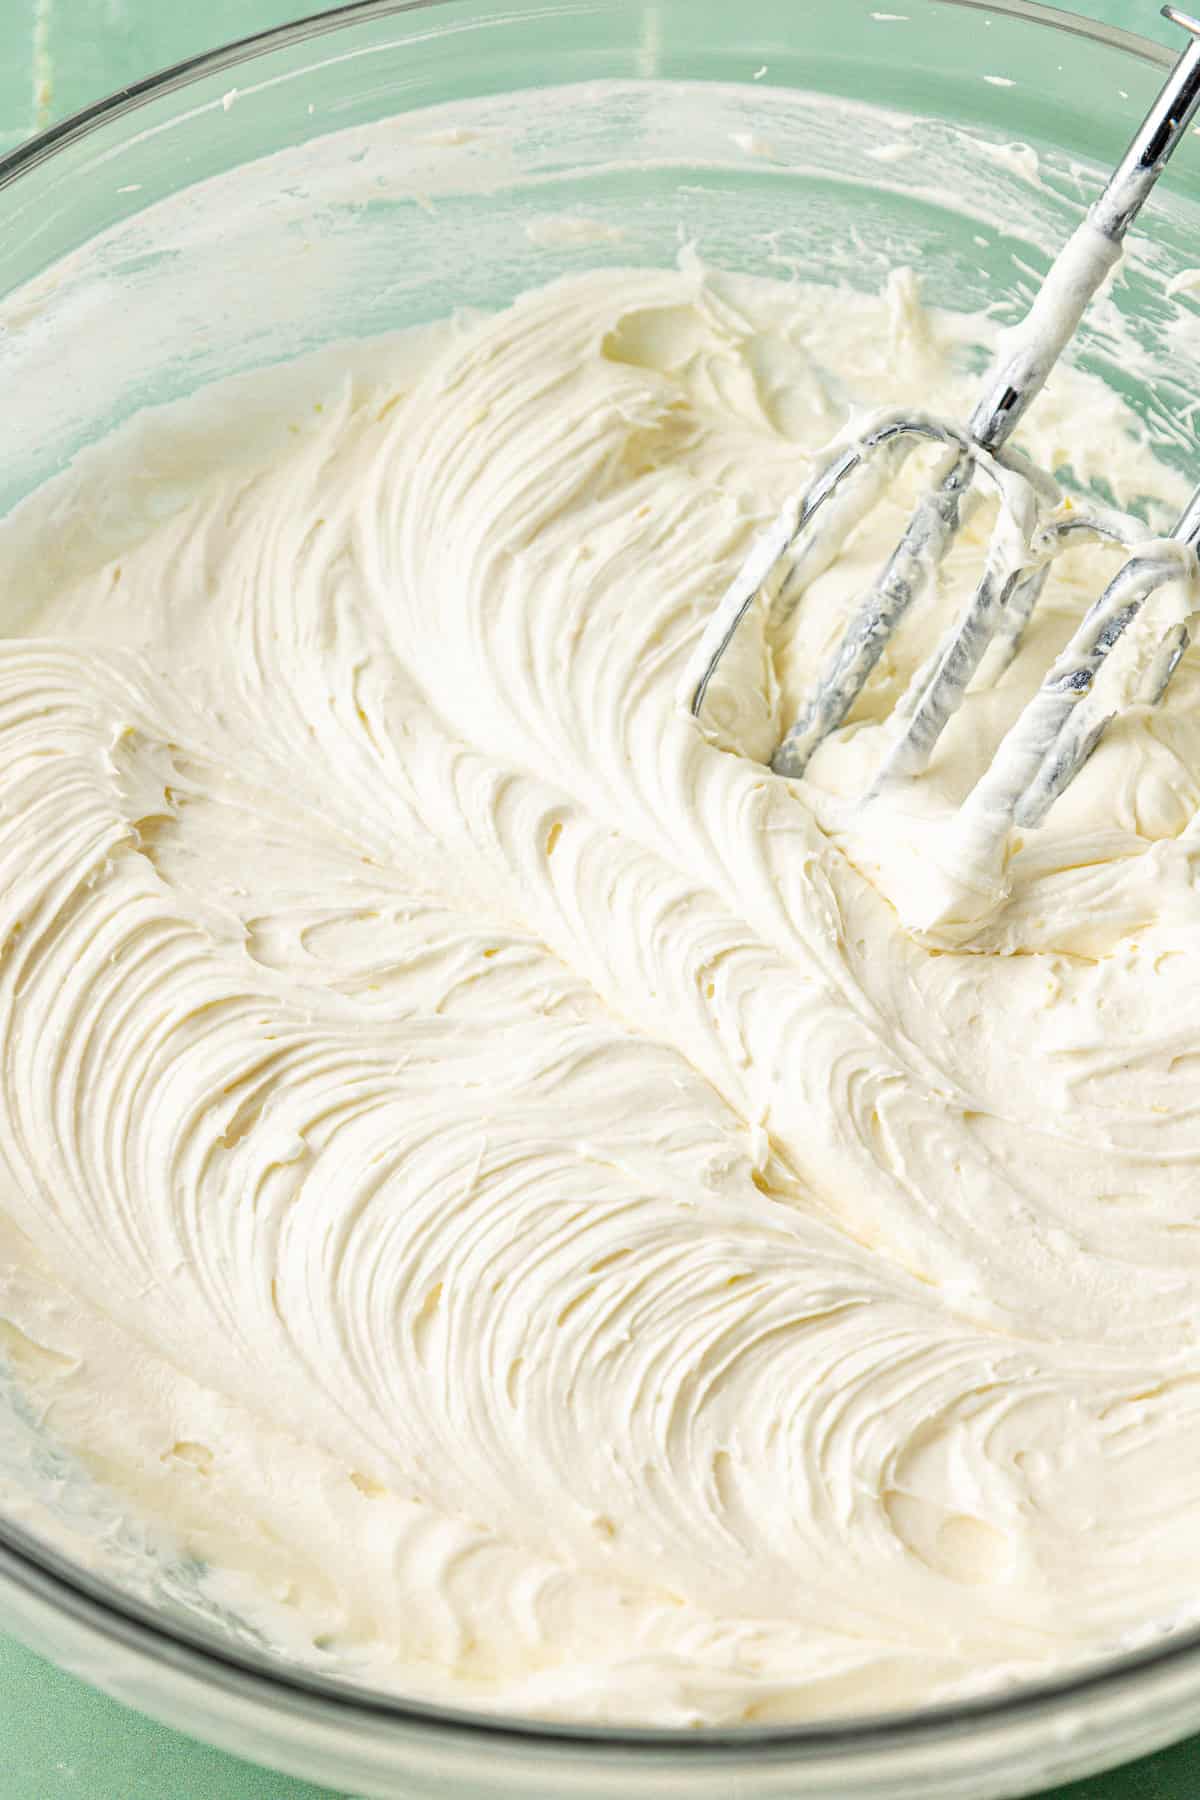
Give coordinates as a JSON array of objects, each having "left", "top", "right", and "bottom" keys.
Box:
[{"left": 0, "top": 2, "right": 1195, "bottom": 1796}]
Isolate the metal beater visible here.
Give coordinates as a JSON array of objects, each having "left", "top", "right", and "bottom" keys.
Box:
[{"left": 684, "top": 6, "right": 1200, "bottom": 839}]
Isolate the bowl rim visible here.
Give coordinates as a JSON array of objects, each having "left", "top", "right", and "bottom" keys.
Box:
[{"left": 1, "top": 0, "right": 1198, "bottom": 1760}]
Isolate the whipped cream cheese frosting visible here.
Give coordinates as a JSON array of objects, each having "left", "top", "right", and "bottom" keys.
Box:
[{"left": 2, "top": 262, "right": 1200, "bottom": 1725}]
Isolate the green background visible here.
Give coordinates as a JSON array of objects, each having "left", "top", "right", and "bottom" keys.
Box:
[{"left": 0, "top": 1, "right": 1193, "bottom": 1795}]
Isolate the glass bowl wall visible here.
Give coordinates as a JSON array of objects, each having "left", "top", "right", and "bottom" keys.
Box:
[{"left": 1, "top": 3, "right": 1199, "bottom": 1795}]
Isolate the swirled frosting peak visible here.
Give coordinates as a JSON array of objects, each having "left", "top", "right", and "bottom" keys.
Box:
[{"left": 1, "top": 264, "right": 1199, "bottom": 1725}]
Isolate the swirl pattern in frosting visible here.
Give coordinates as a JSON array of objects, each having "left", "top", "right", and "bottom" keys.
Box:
[{"left": 0, "top": 263, "right": 1199, "bottom": 1724}]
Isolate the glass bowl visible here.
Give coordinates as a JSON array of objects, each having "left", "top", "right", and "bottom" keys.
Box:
[{"left": 2, "top": 1, "right": 1200, "bottom": 1794}]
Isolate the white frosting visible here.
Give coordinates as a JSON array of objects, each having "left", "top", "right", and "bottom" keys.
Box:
[{"left": 2, "top": 263, "right": 1200, "bottom": 1726}]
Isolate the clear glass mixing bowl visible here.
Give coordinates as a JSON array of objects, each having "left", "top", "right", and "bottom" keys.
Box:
[{"left": 2, "top": 1, "right": 1200, "bottom": 1794}]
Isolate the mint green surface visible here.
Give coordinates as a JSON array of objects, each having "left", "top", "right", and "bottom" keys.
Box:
[
  {"left": 0, "top": 3, "right": 1195, "bottom": 1797},
  {"left": 0, "top": 1631, "right": 346, "bottom": 1800}
]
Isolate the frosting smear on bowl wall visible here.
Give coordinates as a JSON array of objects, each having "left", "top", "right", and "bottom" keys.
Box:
[{"left": 1, "top": 256, "right": 1200, "bottom": 1726}]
